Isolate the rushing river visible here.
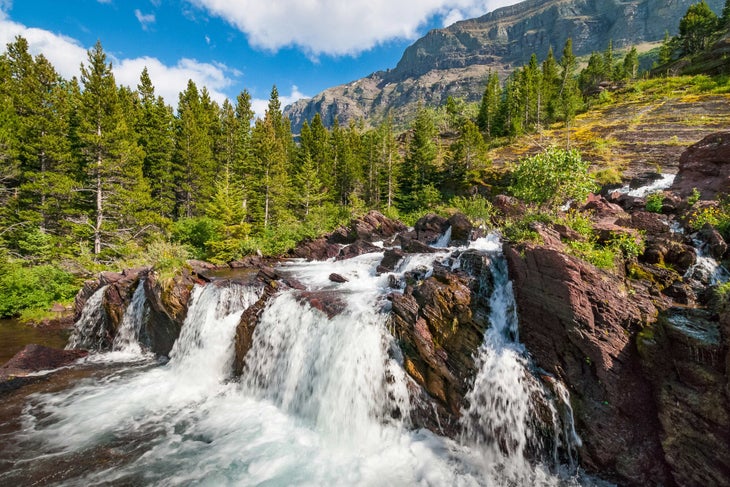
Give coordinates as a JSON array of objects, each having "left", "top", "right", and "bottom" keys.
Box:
[{"left": 0, "top": 235, "right": 602, "bottom": 486}]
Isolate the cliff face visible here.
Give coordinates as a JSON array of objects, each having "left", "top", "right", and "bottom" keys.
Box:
[{"left": 284, "top": 0, "right": 724, "bottom": 132}]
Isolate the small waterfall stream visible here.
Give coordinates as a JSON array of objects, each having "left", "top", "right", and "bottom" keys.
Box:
[
  {"left": 1, "top": 235, "right": 598, "bottom": 486},
  {"left": 111, "top": 280, "right": 148, "bottom": 357}
]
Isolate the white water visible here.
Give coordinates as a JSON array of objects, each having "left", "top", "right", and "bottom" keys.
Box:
[
  {"left": 9, "top": 238, "right": 594, "bottom": 486},
  {"left": 66, "top": 284, "right": 109, "bottom": 350},
  {"left": 616, "top": 174, "right": 676, "bottom": 198},
  {"left": 684, "top": 238, "right": 730, "bottom": 286},
  {"left": 110, "top": 280, "right": 148, "bottom": 357}
]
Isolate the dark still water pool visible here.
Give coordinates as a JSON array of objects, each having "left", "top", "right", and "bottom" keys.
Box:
[{"left": 0, "top": 319, "right": 71, "bottom": 365}]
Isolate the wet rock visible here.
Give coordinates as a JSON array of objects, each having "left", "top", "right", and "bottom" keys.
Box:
[
  {"left": 617, "top": 211, "right": 671, "bottom": 236},
  {"left": 399, "top": 236, "right": 438, "bottom": 254},
  {"left": 414, "top": 213, "right": 448, "bottom": 244},
  {"left": 290, "top": 237, "right": 341, "bottom": 261},
  {"left": 446, "top": 213, "right": 473, "bottom": 246},
  {"left": 0, "top": 345, "right": 88, "bottom": 393},
  {"left": 296, "top": 290, "right": 346, "bottom": 318},
  {"left": 505, "top": 242, "right": 671, "bottom": 485},
  {"left": 141, "top": 269, "right": 197, "bottom": 357},
  {"left": 699, "top": 223, "right": 728, "bottom": 260},
  {"left": 377, "top": 248, "right": 405, "bottom": 275},
  {"left": 389, "top": 256, "right": 492, "bottom": 423},
  {"left": 639, "top": 307, "right": 730, "bottom": 486},
  {"left": 328, "top": 273, "right": 348, "bottom": 283},
  {"left": 233, "top": 268, "right": 283, "bottom": 376},
  {"left": 671, "top": 132, "right": 730, "bottom": 199},
  {"left": 336, "top": 240, "right": 381, "bottom": 260}
]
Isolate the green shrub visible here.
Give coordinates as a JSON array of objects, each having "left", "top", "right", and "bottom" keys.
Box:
[
  {"left": 0, "top": 263, "right": 79, "bottom": 318},
  {"left": 688, "top": 198, "right": 730, "bottom": 239},
  {"left": 171, "top": 217, "right": 224, "bottom": 259},
  {"left": 509, "top": 147, "right": 598, "bottom": 211},
  {"left": 645, "top": 192, "right": 664, "bottom": 213},
  {"left": 450, "top": 195, "right": 494, "bottom": 227},
  {"left": 146, "top": 240, "right": 190, "bottom": 278},
  {"left": 556, "top": 210, "right": 594, "bottom": 237},
  {"left": 609, "top": 232, "right": 645, "bottom": 260},
  {"left": 688, "top": 187, "right": 701, "bottom": 206},
  {"left": 567, "top": 240, "right": 617, "bottom": 269}
]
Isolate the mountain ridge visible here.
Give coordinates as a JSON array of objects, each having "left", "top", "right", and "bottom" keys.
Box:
[{"left": 284, "top": 0, "right": 724, "bottom": 132}]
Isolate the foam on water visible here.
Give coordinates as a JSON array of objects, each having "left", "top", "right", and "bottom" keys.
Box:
[{"left": 9, "top": 237, "right": 596, "bottom": 486}]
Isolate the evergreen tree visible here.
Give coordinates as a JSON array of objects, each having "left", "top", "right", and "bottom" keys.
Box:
[
  {"left": 622, "top": 46, "right": 639, "bottom": 80},
  {"left": 136, "top": 67, "right": 175, "bottom": 219},
  {"left": 400, "top": 107, "right": 439, "bottom": 210},
  {"left": 722, "top": 0, "right": 730, "bottom": 28},
  {"left": 558, "top": 38, "right": 582, "bottom": 147},
  {"left": 449, "top": 119, "right": 489, "bottom": 193},
  {"left": 76, "top": 41, "right": 146, "bottom": 255},
  {"left": 657, "top": 31, "right": 674, "bottom": 68},
  {"left": 541, "top": 47, "right": 561, "bottom": 124},
  {"left": 477, "top": 71, "right": 501, "bottom": 138},
  {"left": 679, "top": 0, "right": 719, "bottom": 54},
  {"left": 174, "top": 80, "right": 215, "bottom": 218}
]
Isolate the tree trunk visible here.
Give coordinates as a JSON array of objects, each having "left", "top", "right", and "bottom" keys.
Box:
[{"left": 94, "top": 124, "right": 103, "bottom": 255}]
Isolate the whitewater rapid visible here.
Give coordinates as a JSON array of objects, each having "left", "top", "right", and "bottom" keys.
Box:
[{"left": 2, "top": 234, "right": 598, "bottom": 486}]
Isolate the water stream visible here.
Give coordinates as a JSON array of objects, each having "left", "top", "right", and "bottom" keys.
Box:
[{"left": 0, "top": 234, "right": 596, "bottom": 486}]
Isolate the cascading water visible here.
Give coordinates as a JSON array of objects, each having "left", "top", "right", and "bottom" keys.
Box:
[
  {"left": 66, "top": 284, "right": 109, "bottom": 350},
  {"left": 110, "top": 280, "right": 148, "bottom": 357},
  {"left": 685, "top": 238, "right": 730, "bottom": 286},
  {"left": 1, "top": 235, "right": 597, "bottom": 486}
]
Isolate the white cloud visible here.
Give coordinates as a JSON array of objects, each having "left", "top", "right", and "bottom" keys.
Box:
[
  {"left": 0, "top": 10, "right": 236, "bottom": 107},
  {"left": 251, "top": 85, "right": 308, "bottom": 120},
  {"left": 134, "top": 9, "right": 156, "bottom": 30},
  {"left": 187, "top": 0, "right": 522, "bottom": 57}
]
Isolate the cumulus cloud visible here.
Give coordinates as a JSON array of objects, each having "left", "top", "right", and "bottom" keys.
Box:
[
  {"left": 187, "top": 0, "right": 522, "bottom": 57},
  {"left": 134, "top": 9, "right": 156, "bottom": 30},
  {"left": 0, "top": 9, "right": 236, "bottom": 106},
  {"left": 251, "top": 85, "right": 308, "bottom": 120}
]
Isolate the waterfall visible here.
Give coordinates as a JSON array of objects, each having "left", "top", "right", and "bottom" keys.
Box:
[
  {"left": 5, "top": 242, "right": 594, "bottom": 486},
  {"left": 433, "top": 226, "right": 452, "bottom": 248},
  {"left": 111, "top": 280, "right": 147, "bottom": 356},
  {"left": 66, "top": 284, "right": 109, "bottom": 350},
  {"left": 459, "top": 237, "right": 582, "bottom": 480}
]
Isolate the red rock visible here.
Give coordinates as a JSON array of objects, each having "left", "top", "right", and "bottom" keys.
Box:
[
  {"left": 1, "top": 344, "right": 88, "bottom": 374},
  {"left": 671, "top": 132, "right": 730, "bottom": 199}
]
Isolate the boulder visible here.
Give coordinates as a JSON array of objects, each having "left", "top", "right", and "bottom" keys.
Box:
[
  {"left": 414, "top": 213, "right": 448, "bottom": 244},
  {"left": 290, "top": 237, "right": 341, "bottom": 260},
  {"left": 141, "top": 269, "right": 197, "bottom": 356},
  {"left": 0, "top": 345, "right": 88, "bottom": 393},
  {"left": 398, "top": 236, "right": 438, "bottom": 254},
  {"left": 699, "top": 223, "right": 728, "bottom": 260},
  {"left": 328, "top": 273, "right": 348, "bottom": 283},
  {"left": 446, "top": 212, "right": 473, "bottom": 246},
  {"left": 671, "top": 132, "right": 730, "bottom": 199},
  {"left": 377, "top": 248, "right": 405, "bottom": 274},
  {"left": 505, "top": 242, "right": 671, "bottom": 485},
  {"left": 336, "top": 240, "right": 382, "bottom": 260}
]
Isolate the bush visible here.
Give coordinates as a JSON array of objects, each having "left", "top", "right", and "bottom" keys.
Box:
[
  {"left": 0, "top": 263, "right": 79, "bottom": 318},
  {"left": 171, "top": 217, "right": 223, "bottom": 259},
  {"left": 509, "top": 147, "right": 598, "bottom": 211},
  {"left": 645, "top": 192, "right": 664, "bottom": 213},
  {"left": 556, "top": 210, "right": 594, "bottom": 237},
  {"left": 450, "top": 195, "right": 494, "bottom": 227},
  {"left": 567, "top": 240, "right": 617, "bottom": 269},
  {"left": 146, "top": 240, "right": 190, "bottom": 278}
]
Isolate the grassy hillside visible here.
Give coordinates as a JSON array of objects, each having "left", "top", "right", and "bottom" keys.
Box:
[{"left": 487, "top": 76, "right": 730, "bottom": 181}]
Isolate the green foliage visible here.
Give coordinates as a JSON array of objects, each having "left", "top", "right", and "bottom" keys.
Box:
[
  {"left": 645, "top": 192, "right": 665, "bottom": 213},
  {"left": 688, "top": 187, "right": 701, "bottom": 206},
  {"left": 171, "top": 216, "right": 223, "bottom": 259},
  {"left": 609, "top": 232, "right": 646, "bottom": 260},
  {"left": 556, "top": 210, "right": 594, "bottom": 237},
  {"left": 679, "top": 0, "right": 719, "bottom": 55},
  {"left": 450, "top": 195, "right": 494, "bottom": 227},
  {"left": 0, "top": 261, "right": 79, "bottom": 318},
  {"left": 688, "top": 199, "right": 730, "bottom": 238},
  {"left": 567, "top": 240, "right": 617, "bottom": 269},
  {"left": 593, "top": 167, "right": 623, "bottom": 186},
  {"left": 509, "top": 147, "right": 597, "bottom": 210},
  {"left": 145, "top": 240, "right": 190, "bottom": 279}
]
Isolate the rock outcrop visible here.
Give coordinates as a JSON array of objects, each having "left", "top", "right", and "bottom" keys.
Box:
[
  {"left": 388, "top": 250, "right": 493, "bottom": 433},
  {"left": 671, "top": 132, "right": 730, "bottom": 199},
  {"left": 639, "top": 307, "right": 730, "bottom": 486},
  {"left": 505, "top": 235, "right": 671, "bottom": 485}
]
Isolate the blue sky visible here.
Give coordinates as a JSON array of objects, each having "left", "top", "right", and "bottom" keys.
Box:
[{"left": 0, "top": 0, "right": 519, "bottom": 116}]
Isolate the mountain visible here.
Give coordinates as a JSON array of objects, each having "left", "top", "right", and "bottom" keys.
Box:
[{"left": 284, "top": 0, "right": 724, "bottom": 132}]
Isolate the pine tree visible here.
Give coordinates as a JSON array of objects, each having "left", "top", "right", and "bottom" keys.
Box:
[
  {"left": 449, "top": 119, "right": 488, "bottom": 193},
  {"left": 541, "top": 47, "right": 560, "bottom": 124},
  {"left": 679, "top": 0, "right": 719, "bottom": 54},
  {"left": 622, "top": 46, "right": 639, "bottom": 80},
  {"left": 658, "top": 31, "right": 674, "bottom": 68},
  {"left": 558, "top": 38, "right": 582, "bottom": 147},
  {"left": 174, "top": 80, "right": 215, "bottom": 218},
  {"left": 400, "top": 107, "right": 439, "bottom": 210},
  {"left": 136, "top": 67, "right": 175, "bottom": 219},
  {"left": 76, "top": 41, "right": 146, "bottom": 255},
  {"left": 722, "top": 0, "right": 730, "bottom": 28},
  {"left": 477, "top": 71, "right": 501, "bottom": 138}
]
